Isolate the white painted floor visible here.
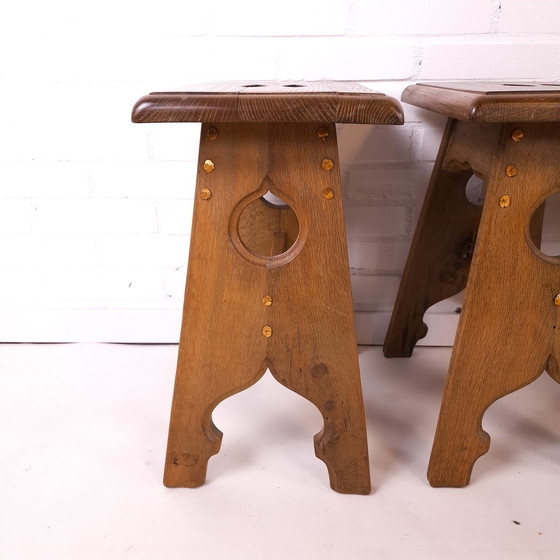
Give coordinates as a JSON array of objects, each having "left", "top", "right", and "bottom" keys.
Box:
[{"left": 2, "top": 343, "right": 560, "bottom": 559}]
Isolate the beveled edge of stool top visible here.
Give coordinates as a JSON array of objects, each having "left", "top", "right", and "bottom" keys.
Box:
[
  {"left": 131, "top": 81, "right": 404, "bottom": 125},
  {"left": 402, "top": 81, "right": 560, "bottom": 123}
]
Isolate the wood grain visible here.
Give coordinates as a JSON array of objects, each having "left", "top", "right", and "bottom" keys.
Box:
[
  {"left": 137, "top": 81, "right": 404, "bottom": 493},
  {"left": 132, "top": 81, "right": 403, "bottom": 125},
  {"left": 403, "top": 82, "right": 560, "bottom": 122},
  {"left": 428, "top": 122, "right": 560, "bottom": 486},
  {"left": 383, "top": 120, "right": 484, "bottom": 357},
  {"left": 390, "top": 83, "right": 560, "bottom": 485},
  {"left": 163, "top": 122, "right": 371, "bottom": 494}
]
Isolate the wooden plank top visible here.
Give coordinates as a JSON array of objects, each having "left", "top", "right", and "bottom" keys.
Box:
[
  {"left": 132, "top": 81, "right": 403, "bottom": 125},
  {"left": 402, "top": 82, "right": 560, "bottom": 123}
]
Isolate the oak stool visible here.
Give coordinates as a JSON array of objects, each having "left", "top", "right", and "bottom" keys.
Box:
[
  {"left": 384, "top": 82, "right": 560, "bottom": 487},
  {"left": 132, "top": 82, "right": 404, "bottom": 494}
]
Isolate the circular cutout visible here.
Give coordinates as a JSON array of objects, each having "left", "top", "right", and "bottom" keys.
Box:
[
  {"left": 465, "top": 174, "right": 485, "bottom": 206},
  {"left": 527, "top": 191, "right": 560, "bottom": 263},
  {"left": 229, "top": 188, "right": 307, "bottom": 268},
  {"left": 237, "top": 193, "right": 299, "bottom": 256}
]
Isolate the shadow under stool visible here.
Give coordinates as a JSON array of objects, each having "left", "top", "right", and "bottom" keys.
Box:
[
  {"left": 132, "top": 81, "right": 404, "bottom": 494},
  {"left": 384, "top": 82, "right": 560, "bottom": 487}
]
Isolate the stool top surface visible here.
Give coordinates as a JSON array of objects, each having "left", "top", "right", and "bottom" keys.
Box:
[
  {"left": 403, "top": 82, "right": 560, "bottom": 123},
  {"left": 132, "top": 81, "right": 403, "bottom": 125}
]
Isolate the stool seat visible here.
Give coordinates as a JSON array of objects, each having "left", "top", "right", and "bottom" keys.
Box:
[
  {"left": 402, "top": 81, "right": 560, "bottom": 122},
  {"left": 384, "top": 81, "right": 560, "bottom": 487},
  {"left": 132, "top": 80, "right": 404, "bottom": 124},
  {"left": 133, "top": 81, "right": 403, "bottom": 494}
]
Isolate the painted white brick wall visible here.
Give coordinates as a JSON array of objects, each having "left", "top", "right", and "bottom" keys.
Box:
[{"left": 1, "top": 0, "right": 560, "bottom": 343}]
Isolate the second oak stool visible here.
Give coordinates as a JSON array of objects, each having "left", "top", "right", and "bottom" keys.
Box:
[
  {"left": 384, "top": 82, "right": 560, "bottom": 487},
  {"left": 132, "top": 81, "right": 404, "bottom": 494}
]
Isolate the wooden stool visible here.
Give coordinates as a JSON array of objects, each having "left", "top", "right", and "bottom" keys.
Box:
[
  {"left": 132, "top": 81, "right": 403, "bottom": 494},
  {"left": 384, "top": 82, "right": 560, "bottom": 487}
]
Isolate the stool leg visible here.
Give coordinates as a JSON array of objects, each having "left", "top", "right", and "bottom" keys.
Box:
[
  {"left": 164, "top": 123, "right": 272, "bottom": 488},
  {"left": 384, "top": 120, "right": 483, "bottom": 357},
  {"left": 266, "top": 123, "right": 371, "bottom": 494},
  {"left": 428, "top": 122, "right": 560, "bottom": 487}
]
